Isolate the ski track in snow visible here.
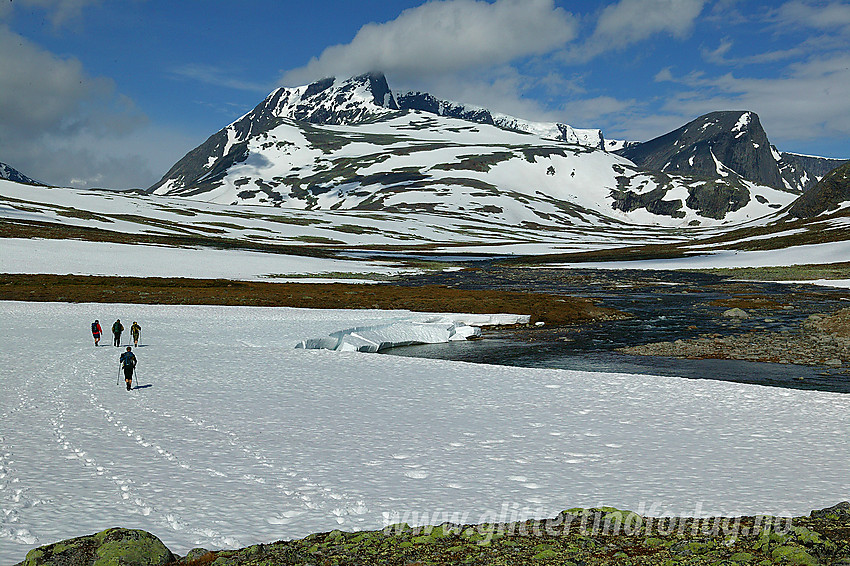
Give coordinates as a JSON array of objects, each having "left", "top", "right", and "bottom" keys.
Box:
[{"left": 1, "top": 301, "right": 848, "bottom": 563}]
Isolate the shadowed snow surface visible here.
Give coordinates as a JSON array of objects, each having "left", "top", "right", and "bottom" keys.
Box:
[{"left": 0, "top": 302, "right": 847, "bottom": 563}]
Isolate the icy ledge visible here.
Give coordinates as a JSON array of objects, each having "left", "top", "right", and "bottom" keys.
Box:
[{"left": 295, "top": 313, "right": 529, "bottom": 353}]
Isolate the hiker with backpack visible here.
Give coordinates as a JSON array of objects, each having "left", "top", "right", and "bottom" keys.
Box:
[
  {"left": 119, "top": 346, "right": 137, "bottom": 391},
  {"left": 130, "top": 321, "right": 142, "bottom": 347},
  {"left": 112, "top": 319, "right": 124, "bottom": 347},
  {"left": 91, "top": 319, "right": 103, "bottom": 346}
]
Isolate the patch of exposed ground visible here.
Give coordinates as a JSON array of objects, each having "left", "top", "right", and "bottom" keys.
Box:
[
  {"left": 0, "top": 274, "right": 626, "bottom": 326},
  {"left": 621, "top": 307, "right": 850, "bottom": 368},
  {"left": 694, "top": 262, "right": 850, "bottom": 282}
]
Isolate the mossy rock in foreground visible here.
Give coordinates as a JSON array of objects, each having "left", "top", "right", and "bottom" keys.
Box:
[
  {"left": 15, "top": 502, "right": 850, "bottom": 566},
  {"left": 18, "top": 527, "right": 174, "bottom": 566}
]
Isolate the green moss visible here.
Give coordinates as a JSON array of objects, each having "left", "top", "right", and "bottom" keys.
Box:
[
  {"left": 729, "top": 551, "right": 755, "bottom": 563},
  {"left": 93, "top": 534, "right": 172, "bottom": 566},
  {"left": 532, "top": 548, "right": 561, "bottom": 560},
  {"left": 771, "top": 545, "right": 818, "bottom": 565},
  {"left": 23, "top": 548, "right": 45, "bottom": 566},
  {"left": 382, "top": 522, "right": 411, "bottom": 534},
  {"left": 791, "top": 526, "right": 824, "bottom": 546}
]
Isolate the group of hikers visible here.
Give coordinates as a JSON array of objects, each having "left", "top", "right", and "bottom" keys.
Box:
[
  {"left": 91, "top": 319, "right": 142, "bottom": 391},
  {"left": 91, "top": 319, "right": 141, "bottom": 347}
]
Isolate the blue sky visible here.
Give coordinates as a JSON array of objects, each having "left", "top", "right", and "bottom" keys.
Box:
[{"left": 1, "top": 0, "right": 849, "bottom": 189}]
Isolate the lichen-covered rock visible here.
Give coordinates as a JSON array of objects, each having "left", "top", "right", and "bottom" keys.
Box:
[
  {"left": 181, "top": 548, "right": 212, "bottom": 562},
  {"left": 17, "top": 528, "right": 174, "bottom": 566},
  {"left": 811, "top": 501, "right": 850, "bottom": 522}
]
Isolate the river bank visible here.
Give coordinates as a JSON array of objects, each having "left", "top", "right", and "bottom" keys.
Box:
[
  {"left": 621, "top": 307, "right": 850, "bottom": 369},
  {"left": 387, "top": 265, "right": 850, "bottom": 392}
]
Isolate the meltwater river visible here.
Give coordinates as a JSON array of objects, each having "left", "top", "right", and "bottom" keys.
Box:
[{"left": 385, "top": 267, "right": 850, "bottom": 393}]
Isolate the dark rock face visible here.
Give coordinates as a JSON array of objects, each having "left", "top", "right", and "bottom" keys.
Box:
[
  {"left": 779, "top": 152, "right": 848, "bottom": 191},
  {"left": 610, "top": 184, "right": 686, "bottom": 218},
  {"left": 686, "top": 181, "right": 751, "bottom": 220},
  {"left": 0, "top": 161, "right": 42, "bottom": 185},
  {"left": 396, "top": 92, "right": 496, "bottom": 124},
  {"left": 618, "top": 111, "right": 787, "bottom": 190},
  {"left": 16, "top": 527, "right": 174, "bottom": 566},
  {"left": 786, "top": 160, "right": 850, "bottom": 218},
  {"left": 810, "top": 501, "right": 850, "bottom": 521}
]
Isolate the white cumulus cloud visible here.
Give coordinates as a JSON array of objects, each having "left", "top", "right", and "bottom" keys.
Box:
[
  {"left": 281, "top": 0, "right": 578, "bottom": 85},
  {"left": 568, "top": 0, "right": 707, "bottom": 61}
]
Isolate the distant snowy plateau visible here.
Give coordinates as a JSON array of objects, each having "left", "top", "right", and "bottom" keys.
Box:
[{"left": 1, "top": 302, "right": 848, "bottom": 563}]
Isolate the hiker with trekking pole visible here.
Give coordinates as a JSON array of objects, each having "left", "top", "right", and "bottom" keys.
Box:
[{"left": 119, "top": 346, "right": 137, "bottom": 391}]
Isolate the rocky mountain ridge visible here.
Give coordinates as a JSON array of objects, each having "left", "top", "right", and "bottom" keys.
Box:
[
  {"left": 0, "top": 161, "right": 41, "bottom": 185},
  {"left": 394, "top": 91, "right": 604, "bottom": 148}
]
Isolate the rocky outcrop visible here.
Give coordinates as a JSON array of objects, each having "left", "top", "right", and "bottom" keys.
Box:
[
  {"left": 395, "top": 91, "right": 495, "bottom": 124},
  {"left": 786, "top": 160, "right": 850, "bottom": 218},
  {"left": 16, "top": 527, "right": 174, "bottom": 566}
]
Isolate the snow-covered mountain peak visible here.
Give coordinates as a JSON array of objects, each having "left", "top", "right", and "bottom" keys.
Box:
[{"left": 259, "top": 72, "right": 400, "bottom": 127}]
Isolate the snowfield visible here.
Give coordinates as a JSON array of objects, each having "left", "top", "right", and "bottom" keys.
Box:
[
  {"left": 0, "top": 238, "right": 409, "bottom": 281},
  {"left": 1, "top": 301, "right": 848, "bottom": 563}
]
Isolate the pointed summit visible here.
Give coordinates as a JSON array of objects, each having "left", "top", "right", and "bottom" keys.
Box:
[{"left": 618, "top": 111, "right": 789, "bottom": 190}]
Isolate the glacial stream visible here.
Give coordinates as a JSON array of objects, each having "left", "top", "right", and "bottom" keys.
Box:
[{"left": 384, "top": 267, "right": 850, "bottom": 393}]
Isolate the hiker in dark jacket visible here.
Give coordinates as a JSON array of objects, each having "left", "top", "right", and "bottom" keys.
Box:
[
  {"left": 119, "top": 346, "right": 137, "bottom": 391},
  {"left": 112, "top": 319, "right": 124, "bottom": 347},
  {"left": 130, "top": 321, "right": 141, "bottom": 347},
  {"left": 91, "top": 320, "right": 103, "bottom": 346}
]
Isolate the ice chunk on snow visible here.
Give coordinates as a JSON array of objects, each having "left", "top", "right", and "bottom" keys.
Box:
[
  {"left": 297, "top": 321, "right": 480, "bottom": 352},
  {"left": 296, "top": 313, "right": 528, "bottom": 352}
]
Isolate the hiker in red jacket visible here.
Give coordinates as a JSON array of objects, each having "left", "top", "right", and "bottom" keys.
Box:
[{"left": 91, "top": 320, "right": 103, "bottom": 346}]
